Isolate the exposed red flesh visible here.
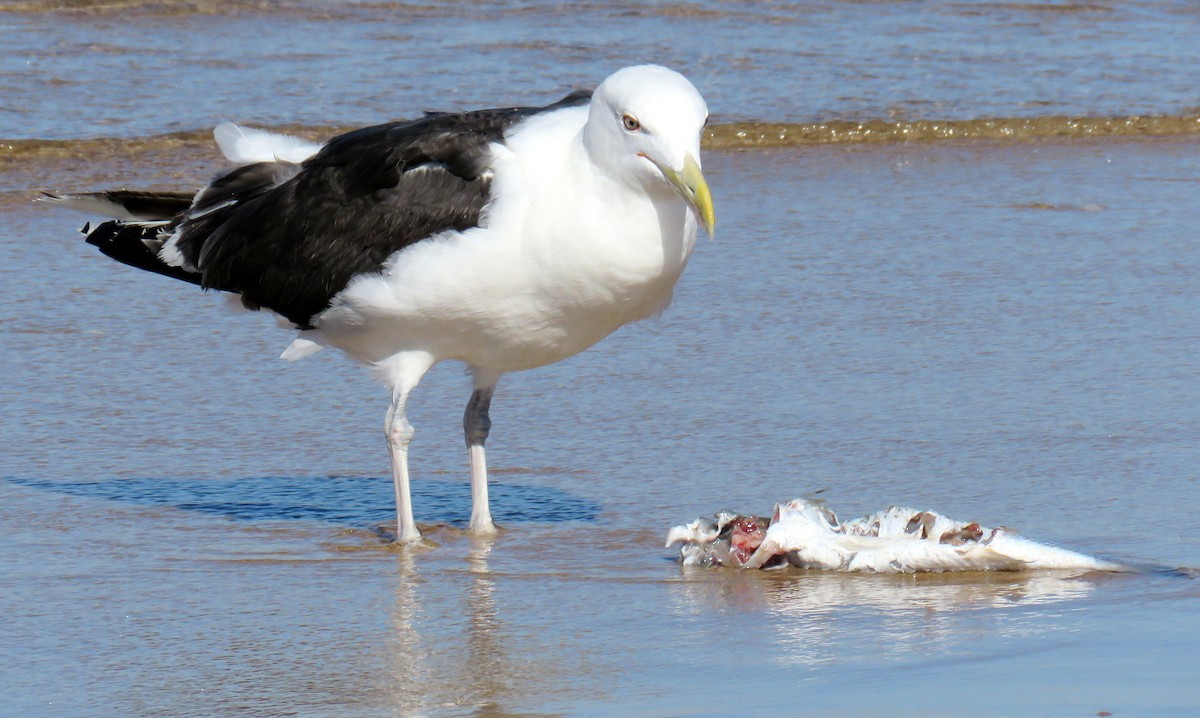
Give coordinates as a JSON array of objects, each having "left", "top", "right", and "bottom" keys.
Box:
[{"left": 730, "top": 516, "right": 768, "bottom": 564}]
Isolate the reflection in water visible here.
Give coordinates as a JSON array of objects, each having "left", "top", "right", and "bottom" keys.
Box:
[
  {"left": 380, "top": 534, "right": 534, "bottom": 718},
  {"left": 463, "top": 536, "right": 509, "bottom": 716},
  {"left": 672, "top": 569, "right": 1107, "bottom": 668},
  {"left": 382, "top": 550, "right": 432, "bottom": 714}
]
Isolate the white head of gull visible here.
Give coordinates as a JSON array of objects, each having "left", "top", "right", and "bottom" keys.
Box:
[{"left": 45, "top": 64, "right": 714, "bottom": 543}]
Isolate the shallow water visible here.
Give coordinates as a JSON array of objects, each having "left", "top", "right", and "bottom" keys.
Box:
[
  {"left": 3, "top": 2, "right": 1200, "bottom": 716},
  {"left": 5, "top": 137, "right": 1199, "bottom": 717},
  {"left": 5, "top": 0, "right": 1200, "bottom": 144}
]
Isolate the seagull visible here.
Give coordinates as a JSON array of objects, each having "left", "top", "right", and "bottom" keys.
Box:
[{"left": 45, "top": 64, "right": 715, "bottom": 543}]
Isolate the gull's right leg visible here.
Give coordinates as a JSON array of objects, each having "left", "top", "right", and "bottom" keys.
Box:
[
  {"left": 380, "top": 352, "right": 436, "bottom": 544},
  {"left": 386, "top": 387, "right": 421, "bottom": 543}
]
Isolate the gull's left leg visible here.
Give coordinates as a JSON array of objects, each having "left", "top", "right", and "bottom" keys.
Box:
[{"left": 464, "top": 370, "right": 501, "bottom": 534}]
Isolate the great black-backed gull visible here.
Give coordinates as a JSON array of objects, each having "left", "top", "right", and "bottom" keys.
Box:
[{"left": 46, "top": 65, "right": 714, "bottom": 543}]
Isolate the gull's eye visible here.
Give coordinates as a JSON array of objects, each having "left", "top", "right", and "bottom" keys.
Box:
[{"left": 622, "top": 113, "right": 641, "bottom": 132}]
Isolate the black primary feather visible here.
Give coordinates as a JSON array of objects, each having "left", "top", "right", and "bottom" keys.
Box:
[
  {"left": 85, "top": 221, "right": 203, "bottom": 286},
  {"left": 81, "top": 89, "right": 592, "bottom": 329},
  {"left": 74, "top": 190, "right": 196, "bottom": 221}
]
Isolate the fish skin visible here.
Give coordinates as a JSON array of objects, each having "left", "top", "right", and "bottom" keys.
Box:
[{"left": 668, "top": 499, "right": 1126, "bottom": 573}]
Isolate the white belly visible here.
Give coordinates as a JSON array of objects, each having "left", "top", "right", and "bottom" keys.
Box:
[{"left": 312, "top": 196, "right": 696, "bottom": 372}]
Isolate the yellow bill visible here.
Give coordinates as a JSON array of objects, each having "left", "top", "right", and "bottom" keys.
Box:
[{"left": 645, "top": 152, "right": 716, "bottom": 238}]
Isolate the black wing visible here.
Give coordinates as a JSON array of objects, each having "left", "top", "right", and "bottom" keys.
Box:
[{"left": 170, "top": 90, "right": 591, "bottom": 328}]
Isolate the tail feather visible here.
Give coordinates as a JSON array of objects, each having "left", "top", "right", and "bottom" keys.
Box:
[
  {"left": 40, "top": 190, "right": 194, "bottom": 222},
  {"left": 46, "top": 128, "right": 308, "bottom": 304},
  {"left": 84, "top": 220, "right": 204, "bottom": 287},
  {"left": 41, "top": 190, "right": 208, "bottom": 287}
]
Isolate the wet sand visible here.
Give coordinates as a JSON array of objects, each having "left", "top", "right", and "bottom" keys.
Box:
[{"left": 3, "top": 136, "right": 1199, "bottom": 716}]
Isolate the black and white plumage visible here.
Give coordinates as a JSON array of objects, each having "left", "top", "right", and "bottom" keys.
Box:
[{"left": 47, "top": 65, "right": 715, "bottom": 543}]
